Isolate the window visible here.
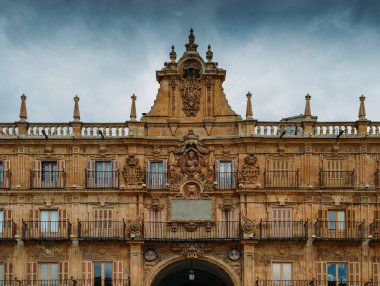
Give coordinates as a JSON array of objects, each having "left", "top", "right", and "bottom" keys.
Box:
[
  {"left": 39, "top": 263, "right": 58, "bottom": 284},
  {"left": 272, "top": 209, "right": 292, "bottom": 238},
  {"left": 32, "top": 160, "right": 65, "bottom": 189},
  {"left": 0, "top": 210, "right": 2, "bottom": 236},
  {"left": 42, "top": 162, "right": 58, "bottom": 187},
  {"left": 0, "top": 264, "right": 3, "bottom": 281},
  {"left": 0, "top": 162, "right": 3, "bottom": 186},
  {"left": 273, "top": 262, "right": 292, "bottom": 284},
  {"left": 94, "top": 262, "right": 113, "bottom": 286},
  {"left": 328, "top": 210, "right": 345, "bottom": 231},
  {"left": 216, "top": 161, "right": 235, "bottom": 189},
  {"left": 40, "top": 210, "right": 59, "bottom": 233},
  {"left": 0, "top": 160, "right": 10, "bottom": 189},
  {"left": 94, "top": 209, "right": 113, "bottom": 237},
  {"left": 327, "top": 263, "right": 347, "bottom": 286},
  {"left": 146, "top": 161, "right": 167, "bottom": 189},
  {"left": 87, "top": 160, "right": 118, "bottom": 189}
]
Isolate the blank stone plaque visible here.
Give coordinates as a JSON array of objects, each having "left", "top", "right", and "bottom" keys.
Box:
[{"left": 171, "top": 199, "right": 213, "bottom": 220}]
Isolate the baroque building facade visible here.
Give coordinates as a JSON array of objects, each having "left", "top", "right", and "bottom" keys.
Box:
[{"left": 0, "top": 29, "right": 380, "bottom": 286}]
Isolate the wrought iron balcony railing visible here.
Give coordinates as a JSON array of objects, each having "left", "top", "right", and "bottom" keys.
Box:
[
  {"left": 256, "top": 280, "right": 365, "bottom": 286},
  {"left": 0, "top": 170, "right": 11, "bottom": 189},
  {"left": 319, "top": 170, "right": 355, "bottom": 189},
  {"left": 86, "top": 171, "right": 119, "bottom": 189},
  {"left": 264, "top": 170, "right": 300, "bottom": 189},
  {"left": 215, "top": 172, "right": 237, "bottom": 189},
  {"left": 70, "top": 279, "right": 128, "bottom": 286},
  {"left": 370, "top": 221, "right": 380, "bottom": 240},
  {"left": 375, "top": 171, "right": 380, "bottom": 189},
  {"left": 0, "top": 220, "right": 17, "bottom": 240},
  {"left": 314, "top": 220, "right": 364, "bottom": 240},
  {"left": 143, "top": 221, "right": 241, "bottom": 241},
  {"left": 258, "top": 220, "right": 308, "bottom": 240},
  {"left": 16, "top": 280, "right": 74, "bottom": 286},
  {"left": 22, "top": 220, "right": 71, "bottom": 240},
  {"left": 30, "top": 170, "right": 66, "bottom": 189},
  {"left": 145, "top": 172, "right": 167, "bottom": 189},
  {"left": 78, "top": 220, "right": 127, "bottom": 240}
]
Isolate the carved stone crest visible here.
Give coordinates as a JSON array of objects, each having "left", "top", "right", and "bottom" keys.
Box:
[
  {"left": 239, "top": 154, "right": 260, "bottom": 185},
  {"left": 145, "top": 195, "right": 164, "bottom": 211},
  {"left": 168, "top": 130, "right": 215, "bottom": 190},
  {"left": 181, "top": 77, "right": 201, "bottom": 117},
  {"left": 123, "top": 155, "right": 143, "bottom": 186},
  {"left": 172, "top": 242, "right": 212, "bottom": 258}
]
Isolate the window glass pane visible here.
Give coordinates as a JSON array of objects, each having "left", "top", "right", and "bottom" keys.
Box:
[
  {"left": 0, "top": 264, "right": 4, "bottom": 280},
  {"left": 328, "top": 211, "right": 335, "bottom": 221},
  {"left": 328, "top": 263, "right": 337, "bottom": 281},
  {"left": 338, "top": 263, "right": 347, "bottom": 282},
  {"left": 94, "top": 263, "right": 101, "bottom": 279},
  {"left": 272, "top": 263, "right": 281, "bottom": 280},
  {"left": 0, "top": 211, "right": 3, "bottom": 234},
  {"left": 50, "top": 264, "right": 58, "bottom": 280},
  {"left": 0, "top": 163, "right": 3, "bottom": 182},
  {"left": 283, "top": 263, "right": 292, "bottom": 280},
  {"left": 39, "top": 264, "right": 49, "bottom": 280},
  {"left": 104, "top": 263, "right": 113, "bottom": 279},
  {"left": 337, "top": 211, "right": 345, "bottom": 222},
  {"left": 41, "top": 211, "right": 49, "bottom": 221}
]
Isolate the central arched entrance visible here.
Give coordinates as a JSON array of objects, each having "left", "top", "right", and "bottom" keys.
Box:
[{"left": 151, "top": 259, "right": 234, "bottom": 286}]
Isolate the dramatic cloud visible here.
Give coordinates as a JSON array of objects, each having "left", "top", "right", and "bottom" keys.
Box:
[{"left": 0, "top": 0, "right": 379, "bottom": 122}]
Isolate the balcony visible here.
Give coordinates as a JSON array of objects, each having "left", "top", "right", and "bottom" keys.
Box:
[
  {"left": 0, "top": 170, "right": 11, "bottom": 189},
  {"left": 30, "top": 171, "right": 66, "bottom": 189},
  {"left": 313, "top": 220, "right": 364, "bottom": 241},
  {"left": 86, "top": 171, "right": 119, "bottom": 189},
  {"left": 145, "top": 172, "right": 167, "bottom": 190},
  {"left": 258, "top": 220, "right": 308, "bottom": 240},
  {"left": 319, "top": 170, "right": 355, "bottom": 189},
  {"left": 22, "top": 220, "right": 71, "bottom": 241},
  {"left": 78, "top": 220, "right": 127, "bottom": 241},
  {"left": 215, "top": 172, "right": 237, "bottom": 189},
  {"left": 143, "top": 221, "right": 241, "bottom": 241},
  {"left": 256, "top": 281, "right": 364, "bottom": 286},
  {"left": 0, "top": 220, "right": 17, "bottom": 241},
  {"left": 264, "top": 170, "right": 299, "bottom": 189},
  {"left": 18, "top": 280, "right": 74, "bottom": 286},
  {"left": 71, "top": 279, "right": 127, "bottom": 286},
  {"left": 369, "top": 221, "right": 380, "bottom": 241}
]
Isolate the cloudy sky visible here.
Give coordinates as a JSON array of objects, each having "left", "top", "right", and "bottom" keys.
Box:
[{"left": 0, "top": 0, "right": 379, "bottom": 123}]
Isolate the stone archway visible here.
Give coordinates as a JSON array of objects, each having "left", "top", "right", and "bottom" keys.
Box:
[{"left": 147, "top": 257, "right": 238, "bottom": 286}]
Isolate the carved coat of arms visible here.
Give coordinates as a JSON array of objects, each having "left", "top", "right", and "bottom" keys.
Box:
[{"left": 181, "top": 77, "right": 201, "bottom": 117}]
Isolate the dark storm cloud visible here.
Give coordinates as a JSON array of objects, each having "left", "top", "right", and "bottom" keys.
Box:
[{"left": 0, "top": 0, "right": 379, "bottom": 122}]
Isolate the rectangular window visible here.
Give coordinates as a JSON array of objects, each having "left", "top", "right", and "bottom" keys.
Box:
[
  {"left": 327, "top": 263, "right": 347, "bottom": 285},
  {"left": 273, "top": 262, "right": 292, "bottom": 284},
  {"left": 147, "top": 161, "right": 166, "bottom": 189},
  {"left": 94, "top": 262, "right": 113, "bottom": 286},
  {"left": 96, "top": 161, "right": 112, "bottom": 188},
  {"left": 40, "top": 210, "right": 59, "bottom": 233},
  {"left": 0, "top": 162, "right": 3, "bottom": 186},
  {"left": 217, "top": 161, "right": 235, "bottom": 189},
  {"left": 39, "top": 263, "right": 58, "bottom": 282},
  {"left": 42, "top": 162, "right": 58, "bottom": 183},
  {"left": 0, "top": 210, "right": 3, "bottom": 235},
  {"left": 272, "top": 209, "right": 292, "bottom": 237},
  {"left": 328, "top": 210, "right": 345, "bottom": 231},
  {"left": 0, "top": 264, "right": 3, "bottom": 281}
]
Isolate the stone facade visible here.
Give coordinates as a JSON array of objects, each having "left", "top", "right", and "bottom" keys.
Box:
[{"left": 0, "top": 30, "right": 380, "bottom": 286}]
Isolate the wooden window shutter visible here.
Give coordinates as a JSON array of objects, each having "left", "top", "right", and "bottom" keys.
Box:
[
  {"left": 59, "top": 261, "right": 69, "bottom": 281},
  {"left": 316, "top": 262, "right": 327, "bottom": 284},
  {"left": 4, "top": 262, "right": 13, "bottom": 281},
  {"left": 162, "top": 160, "right": 167, "bottom": 187},
  {"left": 32, "top": 160, "right": 42, "bottom": 188},
  {"left": 4, "top": 209, "right": 13, "bottom": 232},
  {"left": 87, "top": 160, "right": 96, "bottom": 188},
  {"left": 215, "top": 160, "right": 220, "bottom": 188},
  {"left": 113, "top": 261, "right": 124, "bottom": 282},
  {"left": 27, "top": 262, "right": 38, "bottom": 281},
  {"left": 81, "top": 261, "right": 93, "bottom": 283},
  {"left": 3, "top": 160, "right": 10, "bottom": 188},
  {"left": 232, "top": 160, "right": 237, "bottom": 187},
  {"left": 349, "top": 262, "right": 360, "bottom": 283},
  {"left": 145, "top": 160, "right": 150, "bottom": 188},
  {"left": 30, "top": 209, "right": 40, "bottom": 229},
  {"left": 112, "top": 160, "right": 119, "bottom": 188},
  {"left": 373, "top": 263, "right": 380, "bottom": 282},
  {"left": 58, "top": 160, "right": 66, "bottom": 188},
  {"left": 59, "top": 209, "right": 68, "bottom": 234}
]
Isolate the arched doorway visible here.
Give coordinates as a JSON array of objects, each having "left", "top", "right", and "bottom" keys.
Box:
[{"left": 151, "top": 259, "right": 234, "bottom": 286}]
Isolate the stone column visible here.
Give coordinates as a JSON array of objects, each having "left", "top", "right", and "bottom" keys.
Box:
[
  {"left": 242, "top": 241, "right": 257, "bottom": 286},
  {"left": 129, "top": 241, "right": 144, "bottom": 286}
]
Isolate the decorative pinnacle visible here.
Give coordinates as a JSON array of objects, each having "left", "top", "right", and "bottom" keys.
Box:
[
  {"left": 169, "top": 45, "right": 177, "bottom": 62},
  {"left": 304, "top": 94, "right": 312, "bottom": 119},
  {"left": 73, "top": 95, "right": 80, "bottom": 121},
  {"left": 130, "top": 94, "right": 137, "bottom": 121},
  {"left": 19, "top": 94, "right": 27, "bottom": 121},
  {"left": 246, "top": 92, "right": 253, "bottom": 119},
  {"left": 206, "top": 44, "right": 213, "bottom": 62},
  {"left": 185, "top": 28, "right": 198, "bottom": 52},
  {"left": 358, "top": 95, "right": 366, "bottom": 121}
]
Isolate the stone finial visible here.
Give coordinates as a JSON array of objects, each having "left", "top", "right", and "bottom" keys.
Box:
[
  {"left": 169, "top": 45, "right": 177, "bottom": 62},
  {"left": 304, "top": 94, "right": 312, "bottom": 119},
  {"left": 206, "top": 44, "right": 213, "bottom": 62},
  {"left": 19, "top": 94, "right": 27, "bottom": 121},
  {"left": 73, "top": 95, "right": 80, "bottom": 121},
  {"left": 130, "top": 94, "right": 137, "bottom": 121},
  {"left": 185, "top": 28, "right": 198, "bottom": 52},
  {"left": 246, "top": 92, "right": 253, "bottom": 119},
  {"left": 358, "top": 95, "right": 366, "bottom": 121}
]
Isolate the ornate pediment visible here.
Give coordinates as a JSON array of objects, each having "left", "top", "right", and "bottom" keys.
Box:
[{"left": 168, "top": 130, "right": 215, "bottom": 190}]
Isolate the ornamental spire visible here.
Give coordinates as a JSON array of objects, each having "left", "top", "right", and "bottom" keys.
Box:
[
  {"left": 73, "top": 95, "right": 80, "bottom": 121},
  {"left": 246, "top": 92, "right": 253, "bottom": 119},
  {"left": 130, "top": 94, "right": 137, "bottom": 121},
  {"left": 358, "top": 95, "right": 366, "bottom": 121},
  {"left": 169, "top": 45, "right": 176, "bottom": 62},
  {"left": 206, "top": 44, "right": 213, "bottom": 62},
  {"left": 19, "top": 94, "right": 27, "bottom": 121},
  {"left": 304, "top": 94, "right": 312, "bottom": 119},
  {"left": 185, "top": 28, "right": 198, "bottom": 52}
]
